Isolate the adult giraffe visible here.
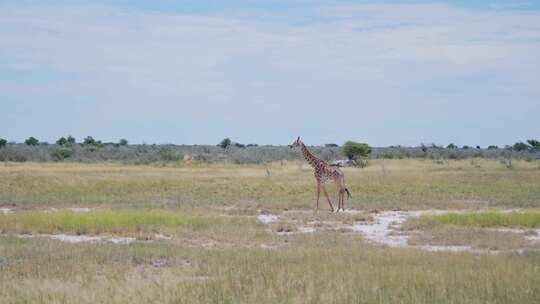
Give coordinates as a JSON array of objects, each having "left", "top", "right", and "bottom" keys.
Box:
[{"left": 289, "top": 137, "right": 351, "bottom": 212}]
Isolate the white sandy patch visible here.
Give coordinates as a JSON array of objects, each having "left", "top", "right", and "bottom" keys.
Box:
[
  {"left": 416, "top": 245, "right": 474, "bottom": 253},
  {"left": 67, "top": 207, "right": 94, "bottom": 213},
  {"left": 257, "top": 214, "right": 279, "bottom": 224},
  {"left": 154, "top": 233, "right": 173, "bottom": 240},
  {"left": 525, "top": 230, "right": 540, "bottom": 243},
  {"left": 352, "top": 211, "right": 411, "bottom": 247},
  {"left": 45, "top": 207, "right": 95, "bottom": 213},
  {"left": 0, "top": 208, "right": 13, "bottom": 214},
  {"left": 17, "top": 234, "right": 136, "bottom": 244},
  {"left": 257, "top": 209, "right": 537, "bottom": 253}
]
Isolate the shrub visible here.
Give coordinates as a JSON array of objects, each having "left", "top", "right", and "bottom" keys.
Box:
[
  {"left": 527, "top": 139, "right": 540, "bottom": 151},
  {"left": 24, "top": 137, "right": 39, "bottom": 146},
  {"left": 343, "top": 141, "right": 371, "bottom": 167},
  {"left": 56, "top": 137, "right": 68, "bottom": 146},
  {"left": 51, "top": 148, "right": 74, "bottom": 161},
  {"left": 67, "top": 136, "right": 76, "bottom": 145},
  {"left": 446, "top": 143, "right": 457, "bottom": 149},
  {"left": 0, "top": 138, "right": 6, "bottom": 148},
  {"left": 83, "top": 136, "right": 96, "bottom": 145},
  {"left": 343, "top": 141, "right": 371, "bottom": 160},
  {"left": 488, "top": 145, "right": 498, "bottom": 149},
  {"left": 218, "top": 138, "right": 231, "bottom": 149},
  {"left": 119, "top": 138, "right": 128, "bottom": 146},
  {"left": 513, "top": 142, "right": 529, "bottom": 152},
  {"left": 325, "top": 143, "right": 339, "bottom": 147},
  {"left": 159, "top": 148, "right": 182, "bottom": 162},
  {"left": 233, "top": 142, "right": 245, "bottom": 148}
]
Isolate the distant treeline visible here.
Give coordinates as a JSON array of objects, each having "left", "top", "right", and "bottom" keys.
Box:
[{"left": 0, "top": 136, "right": 539, "bottom": 164}]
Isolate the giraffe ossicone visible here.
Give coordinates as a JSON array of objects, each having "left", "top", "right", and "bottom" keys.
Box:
[{"left": 289, "top": 137, "right": 351, "bottom": 212}]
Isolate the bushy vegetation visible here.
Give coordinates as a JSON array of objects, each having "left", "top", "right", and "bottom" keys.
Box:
[
  {"left": 0, "top": 136, "right": 539, "bottom": 164},
  {"left": 343, "top": 141, "right": 371, "bottom": 167},
  {"left": 51, "top": 148, "right": 75, "bottom": 161},
  {"left": 218, "top": 137, "right": 232, "bottom": 149},
  {"left": 0, "top": 138, "right": 6, "bottom": 148},
  {"left": 24, "top": 137, "right": 39, "bottom": 146}
]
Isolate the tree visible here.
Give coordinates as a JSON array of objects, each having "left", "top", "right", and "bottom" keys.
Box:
[
  {"left": 325, "top": 143, "right": 339, "bottom": 147},
  {"left": 513, "top": 142, "right": 530, "bottom": 152},
  {"left": 56, "top": 137, "right": 68, "bottom": 146},
  {"left": 119, "top": 138, "right": 128, "bottom": 146},
  {"left": 462, "top": 145, "right": 470, "bottom": 150},
  {"left": 0, "top": 138, "right": 6, "bottom": 148},
  {"left": 446, "top": 143, "right": 457, "bottom": 149},
  {"left": 527, "top": 139, "right": 540, "bottom": 150},
  {"left": 67, "top": 136, "right": 76, "bottom": 145},
  {"left": 343, "top": 141, "right": 371, "bottom": 160},
  {"left": 83, "top": 136, "right": 96, "bottom": 146},
  {"left": 24, "top": 137, "right": 39, "bottom": 146},
  {"left": 218, "top": 138, "right": 231, "bottom": 149},
  {"left": 488, "top": 145, "right": 498, "bottom": 149},
  {"left": 233, "top": 142, "right": 245, "bottom": 148}
]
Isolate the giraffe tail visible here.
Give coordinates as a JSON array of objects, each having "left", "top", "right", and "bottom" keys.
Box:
[{"left": 345, "top": 188, "right": 351, "bottom": 199}]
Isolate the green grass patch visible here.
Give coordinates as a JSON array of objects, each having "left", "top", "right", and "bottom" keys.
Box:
[
  {"left": 0, "top": 210, "right": 207, "bottom": 235},
  {"left": 417, "top": 211, "right": 540, "bottom": 228}
]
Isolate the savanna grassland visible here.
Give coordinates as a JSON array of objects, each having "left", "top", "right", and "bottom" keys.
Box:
[{"left": 1, "top": 159, "right": 540, "bottom": 303}]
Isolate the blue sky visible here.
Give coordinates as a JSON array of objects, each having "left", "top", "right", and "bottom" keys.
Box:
[{"left": 1, "top": 1, "right": 539, "bottom": 146}]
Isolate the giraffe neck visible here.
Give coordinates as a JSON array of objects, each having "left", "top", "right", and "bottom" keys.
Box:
[{"left": 300, "top": 142, "right": 322, "bottom": 169}]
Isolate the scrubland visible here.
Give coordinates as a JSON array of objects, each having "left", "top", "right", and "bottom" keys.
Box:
[{"left": 0, "top": 159, "right": 539, "bottom": 303}]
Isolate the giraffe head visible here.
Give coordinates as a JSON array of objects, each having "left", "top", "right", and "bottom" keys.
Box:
[{"left": 288, "top": 137, "right": 302, "bottom": 149}]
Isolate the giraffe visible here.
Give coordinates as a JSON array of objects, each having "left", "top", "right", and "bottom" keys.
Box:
[{"left": 289, "top": 137, "right": 351, "bottom": 212}]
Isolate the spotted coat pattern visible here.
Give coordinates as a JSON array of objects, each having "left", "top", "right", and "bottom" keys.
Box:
[
  {"left": 290, "top": 137, "right": 351, "bottom": 212},
  {"left": 300, "top": 142, "right": 344, "bottom": 184}
]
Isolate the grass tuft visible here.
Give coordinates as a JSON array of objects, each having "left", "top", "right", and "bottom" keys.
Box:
[
  {"left": 0, "top": 210, "right": 207, "bottom": 235},
  {"left": 417, "top": 211, "right": 540, "bottom": 228}
]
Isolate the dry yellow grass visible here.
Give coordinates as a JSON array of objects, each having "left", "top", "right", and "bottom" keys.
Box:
[
  {"left": 1, "top": 159, "right": 539, "bottom": 211},
  {"left": 0, "top": 160, "right": 539, "bottom": 303}
]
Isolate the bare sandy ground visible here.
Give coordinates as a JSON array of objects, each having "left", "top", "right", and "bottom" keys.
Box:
[
  {"left": 257, "top": 208, "right": 540, "bottom": 254},
  {"left": 2, "top": 207, "right": 538, "bottom": 252}
]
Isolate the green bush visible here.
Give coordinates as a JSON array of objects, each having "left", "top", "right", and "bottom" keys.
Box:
[
  {"left": 83, "top": 136, "right": 96, "bottom": 145},
  {"left": 219, "top": 138, "right": 231, "bottom": 149},
  {"left": 343, "top": 141, "right": 371, "bottom": 167},
  {"left": 67, "top": 136, "right": 76, "bottom": 145},
  {"left": 24, "top": 137, "right": 39, "bottom": 146},
  {"left": 513, "top": 142, "right": 529, "bottom": 152},
  {"left": 51, "top": 148, "right": 75, "bottom": 161},
  {"left": 0, "top": 138, "right": 6, "bottom": 148},
  {"left": 56, "top": 137, "right": 68, "bottom": 146},
  {"left": 159, "top": 148, "right": 182, "bottom": 162},
  {"left": 119, "top": 138, "right": 128, "bottom": 146},
  {"left": 343, "top": 141, "right": 371, "bottom": 160},
  {"left": 527, "top": 139, "right": 540, "bottom": 151}
]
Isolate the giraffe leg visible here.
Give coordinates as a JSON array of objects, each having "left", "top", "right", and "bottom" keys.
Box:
[
  {"left": 335, "top": 182, "right": 343, "bottom": 212},
  {"left": 341, "top": 188, "right": 346, "bottom": 211},
  {"left": 339, "top": 190, "right": 344, "bottom": 212},
  {"left": 315, "top": 181, "right": 321, "bottom": 213},
  {"left": 322, "top": 186, "right": 334, "bottom": 212}
]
